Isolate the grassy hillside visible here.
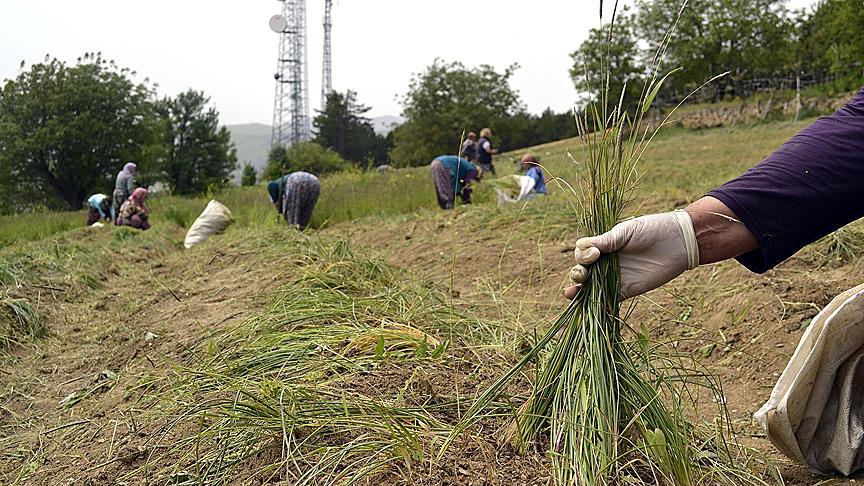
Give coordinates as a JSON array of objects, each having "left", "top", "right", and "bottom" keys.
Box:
[
  {"left": 3, "top": 117, "right": 857, "bottom": 485},
  {"left": 0, "top": 118, "right": 813, "bottom": 249}
]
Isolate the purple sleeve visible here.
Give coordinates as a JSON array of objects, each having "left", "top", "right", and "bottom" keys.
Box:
[{"left": 706, "top": 86, "right": 864, "bottom": 273}]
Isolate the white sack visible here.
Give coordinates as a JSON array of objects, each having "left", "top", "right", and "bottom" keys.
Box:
[
  {"left": 495, "top": 175, "right": 536, "bottom": 205},
  {"left": 183, "top": 200, "right": 232, "bottom": 249},
  {"left": 755, "top": 282, "right": 864, "bottom": 475}
]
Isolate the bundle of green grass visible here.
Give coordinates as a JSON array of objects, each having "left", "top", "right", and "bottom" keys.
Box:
[{"left": 446, "top": 3, "right": 779, "bottom": 485}]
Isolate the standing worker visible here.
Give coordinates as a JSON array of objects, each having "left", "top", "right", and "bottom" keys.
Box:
[
  {"left": 85, "top": 193, "right": 113, "bottom": 226},
  {"left": 430, "top": 155, "right": 480, "bottom": 210},
  {"left": 113, "top": 162, "right": 137, "bottom": 222},
  {"left": 476, "top": 128, "right": 499, "bottom": 175},
  {"left": 461, "top": 132, "right": 478, "bottom": 162},
  {"left": 267, "top": 172, "right": 321, "bottom": 230},
  {"left": 565, "top": 87, "right": 864, "bottom": 476},
  {"left": 117, "top": 188, "right": 150, "bottom": 230}
]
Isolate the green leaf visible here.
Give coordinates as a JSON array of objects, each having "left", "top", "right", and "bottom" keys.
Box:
[
  {"left": 431, "top": 340, "right": 448, "bottom": 359},
  {"left": 642, "top": 67, "right": 683, "bottom": 114},
  {"left": 415, "top": 335, "right": 428, "bottom": 358},
  {"left": 374, "top": 336, "right": 385, "bottom": 360},
  {"left": 638, "top": 322, "right": 650, "bottom": 357},
  {"left": 697, "top": 343, "right": 716, "bottom": 359}
]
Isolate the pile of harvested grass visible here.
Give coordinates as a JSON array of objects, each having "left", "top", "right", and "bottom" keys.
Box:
[{"left": 136, "top": 234, "right": 506, "bottom": 484}]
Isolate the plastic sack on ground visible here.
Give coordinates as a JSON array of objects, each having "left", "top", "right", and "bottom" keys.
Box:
[
  {"left": 494, "top": 175, "right": 536, "bottom": 205},
  {"left": 755, "top": 282, "right": 864, "bottom": 475},
  {"left": 183, "top": 200, "right": 233, "bottom": 249}
]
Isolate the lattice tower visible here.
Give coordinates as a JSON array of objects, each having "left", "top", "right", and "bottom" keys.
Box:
[
  {"left": 271, "top": 0, "right": 310, "bottom": 147},
  {"left": 321, "top": 0, "right": 333, "bottom": 109}
]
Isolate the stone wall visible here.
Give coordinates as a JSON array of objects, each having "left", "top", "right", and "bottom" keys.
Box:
[{"left": 658, "top": 93, "right": 853, "bottom": 129}]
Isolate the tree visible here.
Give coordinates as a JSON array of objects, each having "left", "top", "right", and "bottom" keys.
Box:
[
  {"left": 155, "top": 90, "right": 237, "bottom": 194},
  {"left": 0, "top": 53, "right": 162, "bottom": 210},
  {"left": 371, "top": 130, "right": 394, "bottom": 167},
  {"left": 534, "top": 108, "right": 578, "bottom": 145},
  {"left": 797, "top": 0, "right": 864, "bottom": 78},
  {"left": 570, "top": 14, "right": 644, "bottom": 112},
  {"left": 636, "top": 0, "right": 794, "bottom": 99},
  {"left": 240, "top": 163, "right": 257, "bottom": 186},
  {"left": 390, "top": 60, "right": 526, "bottom": 167},
  {"left": 262, "top": 142, "right": 349, "bottom": 182},
  {"left": 313, "top": 91, "right": 379, "bottom": 167}
]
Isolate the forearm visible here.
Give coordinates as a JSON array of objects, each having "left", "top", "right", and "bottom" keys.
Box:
[{"left": 685, "top": 196, "right": 758, "bottom": 265}]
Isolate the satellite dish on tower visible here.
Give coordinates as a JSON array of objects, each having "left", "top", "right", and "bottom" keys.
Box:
[{"left": 269, "top": 14, "right": 287, "bottom": 33}]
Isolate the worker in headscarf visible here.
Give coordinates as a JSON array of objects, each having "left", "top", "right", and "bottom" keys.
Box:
[
  {"left": 117, "top": 188, "right": 150, "bottom": 230},
  {"left": 113, "top": 162, "right": 137, "bottom": 219},
  {"left": 267, "top": 171, "right": 321, "bottom": 230},
  {"left": 85, "top": 193, "right": 113, "bottom": 226},
  {"left": 460, "top": 132, "right": 478, "bottom": 162},
  {"left": 430, "top": 155, "right": 481, "bottom": 209}
]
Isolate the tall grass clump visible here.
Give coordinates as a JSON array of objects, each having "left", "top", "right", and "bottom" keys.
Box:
[
  {"left": 447, "top": 2, "right": 777, "bottom": 485},
  {"left": 0, "top": 295, "right": 44, "bottom": 349}
]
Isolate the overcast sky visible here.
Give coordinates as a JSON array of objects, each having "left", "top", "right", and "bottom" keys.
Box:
[{"left": 0, "top": 0, "right": 819, "bottom": 126}]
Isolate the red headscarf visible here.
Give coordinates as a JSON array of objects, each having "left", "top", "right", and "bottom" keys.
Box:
[{"left": 129, "top": 187, "right": 148, "bottom": 209}]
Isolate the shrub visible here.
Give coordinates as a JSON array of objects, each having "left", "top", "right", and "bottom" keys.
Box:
[
  {"left": 240, "top": 163, "right": 257, "bottom": 186},
  {"left": 263, "top": 142, "right": 350, "bottom": 182}
]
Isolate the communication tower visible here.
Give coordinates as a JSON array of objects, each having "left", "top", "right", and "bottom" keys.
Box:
[
  {"left": 321, "top": 0, "right": 333, "bottom": 108},
  {"left": 270, "top": 0, "right": 311, "bottom": 147}
]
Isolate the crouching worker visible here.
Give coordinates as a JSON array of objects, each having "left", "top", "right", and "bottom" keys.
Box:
[
  {"left": 520, "top": 153, "right": 547, "bottom": 196},
  {"left": 117, "top": 188, "right": 150, "bottom": 230},
  {"left": 430, "top": 155, "right": 480, "bottom": 210},
  {"left": 86, "top": 193, "right": 114, "bottom": 226},
  {"left": 267, "top": 171, "right": 321, "bottom": 230}
]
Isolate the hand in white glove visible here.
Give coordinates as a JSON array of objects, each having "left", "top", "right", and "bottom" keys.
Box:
[{"left": 565, "top": 210, "right": 700, "bottom": 300}]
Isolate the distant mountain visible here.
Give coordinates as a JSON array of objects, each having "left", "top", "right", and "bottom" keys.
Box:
[
  {"left": 372, "top": 115, "right": 404, "bottom": 135},
  {"left": 226, "top": 123, "right": 271, "bottom": 182}
]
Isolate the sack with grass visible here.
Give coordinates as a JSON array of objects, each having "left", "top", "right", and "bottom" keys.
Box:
[
  {"left": 491, "top": 175, "right": 535, "bottom": 205},
  {"left": 183, "top": 200, "right": 233, "bottom": 249},
  {"left": 756, "top": 282, "right": 864, "bottom": 475}
]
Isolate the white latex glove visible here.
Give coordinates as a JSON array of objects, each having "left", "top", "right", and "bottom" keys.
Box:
[{"left": 568, "top": 210, "right": 700, "bottom": 300}]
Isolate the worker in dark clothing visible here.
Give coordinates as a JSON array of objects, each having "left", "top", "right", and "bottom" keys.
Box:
[{"left": 476, "top": 127, "right": 498, "bottom": 174}]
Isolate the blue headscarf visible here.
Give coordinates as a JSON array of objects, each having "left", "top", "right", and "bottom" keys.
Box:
[{"left": 267, "top": 180, "right": 280, "bottom": 203}]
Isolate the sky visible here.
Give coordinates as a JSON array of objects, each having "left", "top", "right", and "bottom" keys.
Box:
[{"left": 0, "top": 0, "right": 819, "bottom": 126}]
